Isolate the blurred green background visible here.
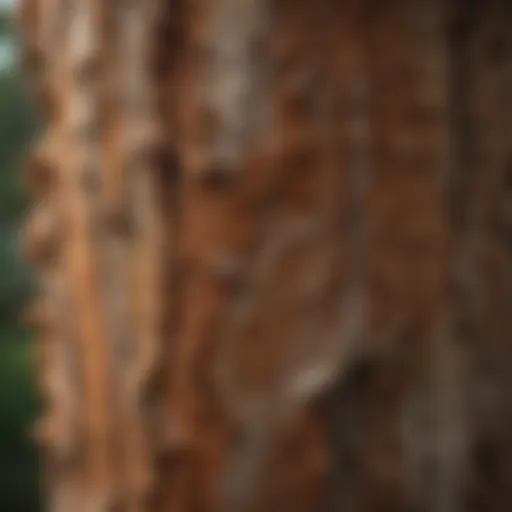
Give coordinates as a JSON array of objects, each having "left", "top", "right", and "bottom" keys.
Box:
[{"left": 0, "top": 3, "right": 41, "bottom": 511}]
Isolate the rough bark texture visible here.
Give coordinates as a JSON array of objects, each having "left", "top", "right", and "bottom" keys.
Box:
[{"left": 18, "top": 0, "right": 512, "bottom": 511}]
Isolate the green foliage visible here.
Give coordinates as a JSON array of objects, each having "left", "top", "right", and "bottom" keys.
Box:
[
  {"left": 0, "top": 8, "right": 41, "bottom": 511},
  {"left": 0, "top": 11, "right": 14, "bottom": 38},
  {"left": 0, "top": 331, "right": 40, "bottom": 511},
  {"left": 0, "top": 68, "right": 38, "bottom": 221},
  {"left": 0, "top": 63, "right": 38, "bottom": 326}
]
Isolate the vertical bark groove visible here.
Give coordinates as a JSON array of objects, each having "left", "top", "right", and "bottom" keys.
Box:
[{"left": 19, "top": 1, "right": 512, "bottom": 511}]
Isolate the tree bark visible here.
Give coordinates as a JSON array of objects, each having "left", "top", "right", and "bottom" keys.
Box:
[{"left": 19, "top": 0, "right": 512, "bottom": 511}]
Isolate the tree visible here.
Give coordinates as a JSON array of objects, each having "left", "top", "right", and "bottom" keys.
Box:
[{"left": 19, "top": 0, "right": 512, "bottom": 511}]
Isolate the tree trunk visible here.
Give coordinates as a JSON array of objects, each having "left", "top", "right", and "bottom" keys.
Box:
[{"left": 18, "top": 0, "right": 512, "bottom": 511}]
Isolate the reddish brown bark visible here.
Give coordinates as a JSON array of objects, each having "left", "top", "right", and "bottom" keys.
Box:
[{"left": 20, "top": 1, "right": 512, "bottom": 511}]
